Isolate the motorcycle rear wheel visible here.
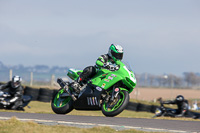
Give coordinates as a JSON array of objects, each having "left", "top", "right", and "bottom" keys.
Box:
[
  {"left": 51, "top": 88, "right": 73, "bottom": 114},
  {"left": 102, "top": 90, "right": 129, "bottom": 117}
]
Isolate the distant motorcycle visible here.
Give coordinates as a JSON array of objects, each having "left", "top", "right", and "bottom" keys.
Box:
[
  {"left": 153, "top": 101, "right": 177, "bottom": 118},
  {"left": 153, "top": 100, "right": 200, "bottom": 119},
  {"left": 0, "top": 90, "right": 32, "bottom": 110}
]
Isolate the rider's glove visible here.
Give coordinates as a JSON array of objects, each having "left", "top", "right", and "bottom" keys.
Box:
[
  {"left": 103, "top": 62, "right": 109, "bottom": 68},
  {"left": 103, "top": 63, "right": 112, "bottom": 70}
]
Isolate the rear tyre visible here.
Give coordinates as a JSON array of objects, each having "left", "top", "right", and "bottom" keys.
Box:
[
  {"left": 102, "top": 90, "right": 129, "bottom": 117},
  {"left": 51, "top": 88, "right": 73, "bottom": 114}
]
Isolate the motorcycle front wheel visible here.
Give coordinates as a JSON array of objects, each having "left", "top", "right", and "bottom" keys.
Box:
[
  {"left": 51, "top": 88, "right": 73, "bottom": 114},
  {"left": 102, "top": 90, "right": 129, "bottom": 117}
]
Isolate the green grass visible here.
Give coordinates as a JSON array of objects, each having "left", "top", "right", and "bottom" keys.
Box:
[{"left": 0, "top": 117, "right": 166, "bottom": 133}]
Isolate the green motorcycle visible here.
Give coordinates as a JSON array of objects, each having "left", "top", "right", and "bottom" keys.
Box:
[{"left": 51, "top": 60, "right": 136, "bottom": 117}]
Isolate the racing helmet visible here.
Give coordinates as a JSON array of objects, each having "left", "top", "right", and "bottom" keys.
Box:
[
  {"left": 176, "top": 95, "right": 184, "bottom": 103},
  {"left": 11, "top": 75, "right": 22, "bottom": 88},
  {"left": 108, "top": 44, "right": 123, "bottom": 61}
]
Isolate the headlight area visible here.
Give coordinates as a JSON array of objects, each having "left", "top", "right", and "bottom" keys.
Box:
[{"left": 125, "top": 77, "right": 136, "bottom": 88}]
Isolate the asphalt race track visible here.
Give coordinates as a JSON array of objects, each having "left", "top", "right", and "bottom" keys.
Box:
[{"left": 0, "top": 112, "right": 199, "bottom": 133}]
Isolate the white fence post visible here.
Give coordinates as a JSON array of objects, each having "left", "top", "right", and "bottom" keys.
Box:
[
  {"left": 9, "top": 69, "right": 12, "bottom": 81},
  {"left": 30, "top": 72, "right": 33, "bottom": 86},
  {"left": 51, "top": 74, "right": 55, "bottom": 87}
]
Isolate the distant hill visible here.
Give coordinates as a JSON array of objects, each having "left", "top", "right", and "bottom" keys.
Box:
[{"left": 0, "top": 61, "right": 69, "bottom": 82}]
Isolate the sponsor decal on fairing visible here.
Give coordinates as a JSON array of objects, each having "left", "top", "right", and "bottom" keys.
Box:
[
  {"left": 101, "top": 83, "right": 106, "bottom": 88},
  {"left": 108, "top": 76, "right": 113, "bottom": 80},
  {"left": 111, "top": 74, "right": 117, "bottom": 77},
  {"left": 104, "top": 79, "right": 110, "bottom": 82},
  {"left": 96, "top": 87, "right": 102, "bottom": 91}
]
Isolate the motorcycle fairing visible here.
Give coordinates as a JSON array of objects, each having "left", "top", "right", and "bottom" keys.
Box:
[
  {"left": 91, "top": 61, "right": 136, "bottom": 93},
  {"left": 67, "top": 68, "right": 83, "bottom": 81},
  {"left": 67, "top": 61, "right": 136, "bottom": 94},
  {"left": 91, "top": 69, "right": 123, "bottom": 90},
  {"left": 73, "top": 83, "right": 103, "bottom": 110}
]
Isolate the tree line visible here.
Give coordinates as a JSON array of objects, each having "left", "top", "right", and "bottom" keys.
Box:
[{"left": 136, "top": 72, "right": 200, "bottom": 88}]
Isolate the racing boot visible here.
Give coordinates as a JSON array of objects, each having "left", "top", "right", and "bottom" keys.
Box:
[{"left": 71, "top": 77, "right": 85, "bottom": 94}]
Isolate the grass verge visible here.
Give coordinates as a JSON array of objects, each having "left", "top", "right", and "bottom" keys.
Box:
[{"left": 0, "top": 117, "right": 165, "bottom": 133}]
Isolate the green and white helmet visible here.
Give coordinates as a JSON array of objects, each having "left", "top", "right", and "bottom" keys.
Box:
[{"left": 108, "top": 44, "right": 123, "bottom": 61}]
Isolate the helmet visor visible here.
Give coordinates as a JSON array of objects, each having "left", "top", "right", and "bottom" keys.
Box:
[
  {"left": 12, "top": 81, "right": 20, "bottom": 88},
  {"left": 111, "top": 51, "right": 123, "bottom": 60},
  {"left": 176, "top": 97, "right": 183, "bottom": 101}
]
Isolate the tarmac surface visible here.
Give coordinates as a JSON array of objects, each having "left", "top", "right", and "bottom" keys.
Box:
[{"left": 0, "top": 112, "right": 199, "bottom": 133}]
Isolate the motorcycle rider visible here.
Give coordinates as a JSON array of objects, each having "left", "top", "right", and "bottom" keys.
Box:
[
  {"left": 71, "top": 44, "right": 123, "bottom": 94},
  {"left": 0, "top": 75, "right": 24, "bottom": 110},
  {"left": 161, "top": 95, "right": 193, "bottom": 117}
]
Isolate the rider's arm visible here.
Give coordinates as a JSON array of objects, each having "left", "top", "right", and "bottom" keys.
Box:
[
  {"left": 96, "top": 54, "right": 109, "bottom": 68},
  {"left": 8, "top": 86, "right": 23, "bottom": 103},
  {"left": 96, "top": 58, "right": 104, "bottom": 67},
  {"left": 162, "top": 100, "right": 176, "bottom": 104},
  {"left": 0, "top": 82, "right": 9, "bottom": 90}
]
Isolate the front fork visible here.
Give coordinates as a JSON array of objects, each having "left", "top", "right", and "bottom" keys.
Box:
[
  {"left": 64, "top": 86, "right": 77, "bottom": 101},
  {"left": 105, "top": 87, "right": 120, "bottom": 103}
]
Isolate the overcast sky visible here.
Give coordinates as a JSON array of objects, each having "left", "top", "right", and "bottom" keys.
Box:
[{"left": 0, "top": 0, "right": 200, "bottom": 75}]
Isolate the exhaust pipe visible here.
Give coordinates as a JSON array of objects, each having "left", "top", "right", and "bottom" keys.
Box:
[{"left": 57, "top": 78, "right": 77, "bottom": 101}]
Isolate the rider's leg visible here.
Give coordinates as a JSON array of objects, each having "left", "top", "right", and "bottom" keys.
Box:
[
  {"left": 10, "top": 99, "right": 23, "bottom": 110},
  {"left": 77, "top": 66, "right": 97, "bottom": 84},
  {"left": 165, "top": 109, "right": 177, "bottom": 117},
  {"left": 72, "top": 66, "right": 96, "bottom": 93}
]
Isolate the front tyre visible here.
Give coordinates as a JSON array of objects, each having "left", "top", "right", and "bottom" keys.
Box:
[
  {"left": 51, "top": 88, "right": 73, "bottom": 114},
  {"left": 102, "top": 90, "right": 129, "bottom": 117}
]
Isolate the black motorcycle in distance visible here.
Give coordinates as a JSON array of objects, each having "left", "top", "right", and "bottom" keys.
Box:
[
  {"left": 153, "top": 100, "right": 176, "bottom": 118},
  {"left": 153, "top": 99, "right": 200, "bottom": 119},
  {"left": 0, "top": 90, "right": 32, "bottom": 111}
]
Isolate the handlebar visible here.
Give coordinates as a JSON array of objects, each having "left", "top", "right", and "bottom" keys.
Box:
[
  {"left": 106, "top": 64, "right": 120, "bottom": 71},
  {"left": 0, "top": 91, "right": 11, "bottom": 97}
]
